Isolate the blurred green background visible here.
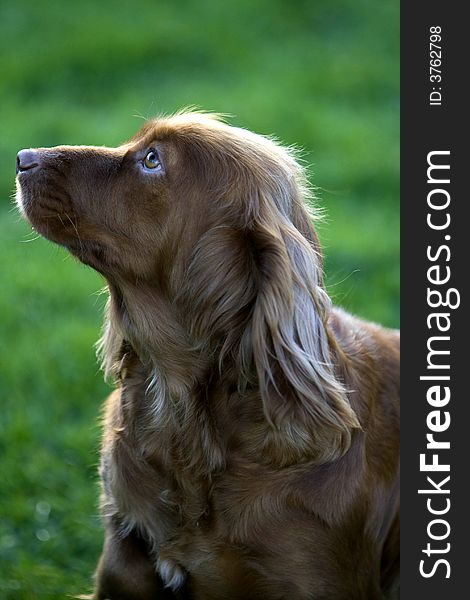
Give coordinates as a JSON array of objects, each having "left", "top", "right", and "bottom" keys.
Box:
[{"left": 0, "top": 0, "right": 399, "bottom": 597}]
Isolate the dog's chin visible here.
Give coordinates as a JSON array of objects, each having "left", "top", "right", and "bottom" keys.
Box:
[
  {"left": 18, "top": 197, "right": 77, "bottom": 247},
  {"left": 18, "top": 189, "right": 119, "bottom": 278}
]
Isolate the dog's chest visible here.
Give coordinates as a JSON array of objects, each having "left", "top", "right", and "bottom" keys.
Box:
[
  {"left": 101, "top": 388, "right": 365, "bottom": 597},
  {"left": 100, "top": 386, "right": 218, "bottom": 548}
]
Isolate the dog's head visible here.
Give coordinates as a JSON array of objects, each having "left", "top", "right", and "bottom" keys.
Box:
[
  {"left": 17, "top": 112, "right": 359, "bottom": 463},
  {"left": 16, "top": 114, "right": 315, "bottom": 278}
]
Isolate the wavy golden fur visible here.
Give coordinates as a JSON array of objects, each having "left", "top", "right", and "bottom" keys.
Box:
[{"left": 16, "top": 112, "right": 399, "bottom": 599}]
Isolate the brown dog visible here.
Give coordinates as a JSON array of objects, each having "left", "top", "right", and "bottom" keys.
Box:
[{"left": 16, "top": 112, "right": 399, "bottom": 599}]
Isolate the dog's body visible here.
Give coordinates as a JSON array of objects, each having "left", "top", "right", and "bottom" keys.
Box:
[
  {"left": 16, "top": 112, "right": 399, "bottom": 599},
  {"left": 97, "top": 308, "right": 399, "bottom": 600}
]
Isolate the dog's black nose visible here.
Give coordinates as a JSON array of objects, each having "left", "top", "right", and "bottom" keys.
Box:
[{"left": 16, "top": 149, "right": 40, "bottom": 174}]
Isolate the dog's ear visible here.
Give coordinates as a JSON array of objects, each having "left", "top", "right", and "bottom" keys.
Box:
[{"left": 243, "top": 185, "right": 360, "bottom": 464}]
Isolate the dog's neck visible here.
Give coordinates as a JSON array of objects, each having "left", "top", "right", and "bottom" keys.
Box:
[
  {"left": 108, "top": 279, "right": 210, "bottom": 393},
  {"left": 104, "top": 279, "right": 228, "bottom": 474}
]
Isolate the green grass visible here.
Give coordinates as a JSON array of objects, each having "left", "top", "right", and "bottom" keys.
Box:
[{"left": 0, "top": 0, "right": 399, "bottom": 597}]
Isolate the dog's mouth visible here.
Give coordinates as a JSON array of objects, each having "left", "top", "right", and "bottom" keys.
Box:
[
  {"left": 16, "top": 168, "right": 114, "bottom": 275},
  {"left": 16, "top": 148, "right": 81, "bottom": 245},
  {"left": 16, "top": 183, "right": 78, "bottom": 246}
]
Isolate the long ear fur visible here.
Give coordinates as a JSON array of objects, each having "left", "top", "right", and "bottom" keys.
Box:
[{"left": 242, "top": 172, "right": 360, "bottom": 464}]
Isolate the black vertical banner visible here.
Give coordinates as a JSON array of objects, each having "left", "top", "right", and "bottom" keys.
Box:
[{"left": 401, "top": 2, "right": 468, "bottom": 598}]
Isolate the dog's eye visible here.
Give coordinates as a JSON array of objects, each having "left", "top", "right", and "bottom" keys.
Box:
[{"left": 143, "top": 149, "right": 161, "bottom": 170}]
